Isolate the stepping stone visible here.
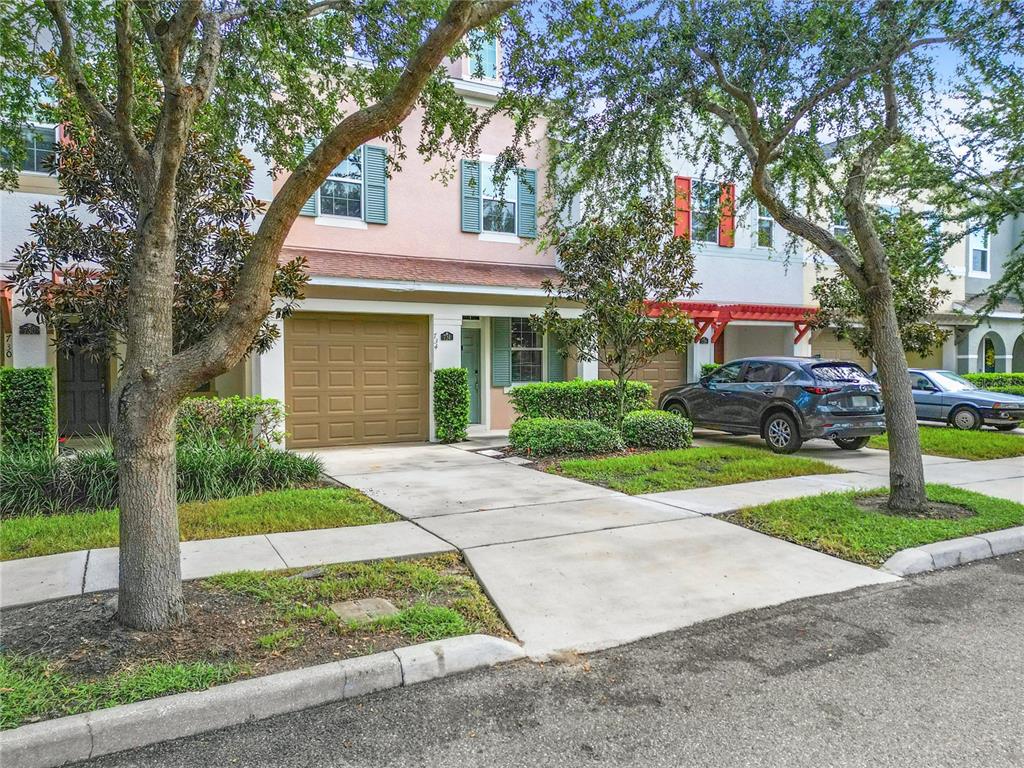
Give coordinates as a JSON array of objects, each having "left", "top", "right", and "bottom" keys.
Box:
[
  {"left": 330, "top": 597, "right": 399, "bottom": 623},
  {"left": 479, "top": 449, "right": 505, "bottom": 457},
  {"left": 503, "top": 456, "right": 533, "bottom": 466}
]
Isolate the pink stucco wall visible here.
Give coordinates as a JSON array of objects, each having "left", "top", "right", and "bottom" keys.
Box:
[{"left": 279, "top": 99, "right": 554, "bottom": 268}]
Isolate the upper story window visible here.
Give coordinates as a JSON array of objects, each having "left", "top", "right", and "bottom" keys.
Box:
[
  {"left": 22, "top": 125, "right": 57, "bottom": 173},
  {"left": 481, "top": 162, "right": 516, "bottom": 234},
  {"left": 469, "top": 34, "right": 498, "bottom": 80},
  {"left": 969, "top": 228, "right": 990, "bottom": 275},
  {"left": 756, "top": 204, "right": 773, "bottom": 248},
  {"left": 510, "top": 318, "right": 543, "bottom": 383},
  {"left": 691, "top": 181, "right": 720, "bottom": 244},
  {"left": 832, "top": 213, "right": 850, "bottom": 239},
  {"left": 320, "top": 149, "right": 363, "bottom": 219}
]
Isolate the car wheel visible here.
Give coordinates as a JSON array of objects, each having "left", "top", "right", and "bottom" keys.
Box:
[
  {"left": 993, "top": 423, "right": 1020, "bottom": 432},
  {"left": 665, "top": 402, "right": 689, "bottom": 419},
  {"left": 764, "top": 412, "right": 802, "bottom": 454},
  {"left": 949, "top": 406, "right": 981, "bottom": 431},
  {"left": 833, "top": 436, "right": 870, "bottom": 450}
]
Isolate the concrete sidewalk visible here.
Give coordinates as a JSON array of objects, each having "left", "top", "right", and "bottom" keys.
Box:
[
  {"left": 317, "top": 443, "right": 897, "bottom": 658},
  {"left": 0, "top": 521, "right": 453, "bottom": 609}
]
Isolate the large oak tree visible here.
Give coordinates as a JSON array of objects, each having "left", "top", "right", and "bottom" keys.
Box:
[
  {"left": 1, "top": 0, "right": 516, "bottom": 630},
  {"left": 518, "top": 0, "right": 1020, "bottom": 512}
]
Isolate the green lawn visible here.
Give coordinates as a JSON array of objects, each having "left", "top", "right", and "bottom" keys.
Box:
[
  {"left": 0, "top": 656, "right": 239, "bottom": 730},
  {"left": 868, "top": 426, "right": 1024, "bottom": 461},
  {"left": 0, "top": 487, "right": 397, "bottom": 561},
  {"left": 548, "top": 445, "right": 843, "bottom": 495},
  {"left": 728, "top": 484, "right": 1024, "bottom": 567}
]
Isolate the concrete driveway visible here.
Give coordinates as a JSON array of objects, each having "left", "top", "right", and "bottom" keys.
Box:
[{"left": 318, "top": 442, "right": 896, "bottom": 658}]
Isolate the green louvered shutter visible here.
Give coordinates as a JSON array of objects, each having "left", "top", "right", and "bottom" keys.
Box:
[
  {"left": 363, "top": 145, "right": 388, "bottom": 224},
  {"left": 299, "top": 139, "right": 319, "bottom": 216},
  {"left": 491, "top": 317, "right": 511, "bottom": 387},
  {"left": 546, "top": 333, "right": 566, "bottom": 382},
  {"left": 516, "top": 168, "right": 537, "bottom": 238},
  {"left": 461, "top": 159, "right": 481, "bottom": 233}
]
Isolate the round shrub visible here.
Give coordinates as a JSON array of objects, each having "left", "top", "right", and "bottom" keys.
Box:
[
  {"left": 509, "top": 417, "right": 624, "bottom": 457},
  {"left": 620, "top": 409, "right": 693, "bottom": 450}
]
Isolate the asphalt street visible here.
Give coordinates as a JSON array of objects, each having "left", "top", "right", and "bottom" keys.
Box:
[{"left": 80, "top": 554, "right": 1024, "bottom": 768}]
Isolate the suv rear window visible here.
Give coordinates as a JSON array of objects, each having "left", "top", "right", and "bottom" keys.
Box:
[{"left": 811, "top": 363, "right": 872, "bottom": 383}]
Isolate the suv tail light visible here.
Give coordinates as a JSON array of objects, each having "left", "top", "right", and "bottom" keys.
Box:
[{"left": 803, "top": 385, "right": 841, "bottom": 395}]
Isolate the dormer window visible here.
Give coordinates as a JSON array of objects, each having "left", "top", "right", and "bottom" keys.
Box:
[{"left": 469, "top": 33, "right": 498, "bottom": 80}]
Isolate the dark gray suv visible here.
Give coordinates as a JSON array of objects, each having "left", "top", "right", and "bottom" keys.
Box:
[{"left": 658, "top": 357, "right": 887, "bottom": 453}]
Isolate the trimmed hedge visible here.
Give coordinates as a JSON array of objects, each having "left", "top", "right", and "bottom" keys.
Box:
[
  {"left": 986, "top": 385, "right": 1024, "bottom": 396},
  {"left": 0, "top": 367, "right": 57, "bottom": 454},
  {"left": 433, "top": 368, "right": 470, "bottom": 443},
  {"left": 508, "top": 380, "right": 652, "bottom": 428},
  {"left": 0, "top": 444, "right": 323, "bottom": 517},
  {"left": 509, "top": 417, "right": 624, "bottom": 457},
  {"left": 964, "top": 373, "right": 1024, "bottom": 389},
  {"left": 621, "top": 409, "right": 693, "bottom": 450},
  {"left": 177, "top": 396, "right": 285, "bottom": 448}
]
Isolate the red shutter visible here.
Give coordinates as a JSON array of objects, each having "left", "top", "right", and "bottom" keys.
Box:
[
  {"left": 674, "top": 176, "right": 691, "bottom": 238},
  {"left": 718, "top": 183, "right": 735, "bottom": 247}
]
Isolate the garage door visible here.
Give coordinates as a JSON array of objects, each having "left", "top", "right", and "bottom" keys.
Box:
[
  {"left": 811, "top": 330, "right": 873, "bottom": 371},
  {"left": 285, "top": 313, "right": 429, "bottom": 448},
  {"left": 600, "top": 349, "right": 687, "bottom": 404}
]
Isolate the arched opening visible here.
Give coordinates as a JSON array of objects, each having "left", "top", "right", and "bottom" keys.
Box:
[
  {"left": 1013, "top": 334, "right": 1024, "bottom": 373},
  {"left": 977, "top": 332, "right": 1007, "bottom": 373}
]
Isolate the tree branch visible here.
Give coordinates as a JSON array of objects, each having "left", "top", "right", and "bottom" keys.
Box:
[
  {"left": 166, "top": 0, "right": 517, "bottom": 394},
  {"left": 113, "top": 1, "right": 152, "bottom": 181}
]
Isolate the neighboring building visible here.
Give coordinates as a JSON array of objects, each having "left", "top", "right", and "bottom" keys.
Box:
[{"left": 953, "top": 216, "right": 1024, "bottom": 374}]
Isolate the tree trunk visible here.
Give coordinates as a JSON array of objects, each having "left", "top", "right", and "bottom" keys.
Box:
[
  {"left": 615, "top": 372, "right": 629, "bottom": 430},
  {"left": 113, "top": 376, "right": 185, "bottom": 629},
  {"left": 865, "top": 285, "right": 928, "bottom": 512}
]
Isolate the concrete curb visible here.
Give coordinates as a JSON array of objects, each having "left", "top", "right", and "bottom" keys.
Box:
[
  {"left": 0, "top": 634, "right": 524, "bottom": 768},
  {"left": 881, "top": 526, "right": 1024, "bottom": 576}
]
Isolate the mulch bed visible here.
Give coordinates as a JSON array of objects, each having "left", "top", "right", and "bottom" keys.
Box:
[
  {"left": 0, "top": 557, "right": 503, "bottom": 687},
  {"left": 856, "top": 496, "right": 977, "bottom": 520}
]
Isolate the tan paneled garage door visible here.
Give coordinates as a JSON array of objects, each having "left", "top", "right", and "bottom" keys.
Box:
[
  {"left": 600, "top": 349, "right": 687, "bottom": 404},
  {"left": 811, "top": 330, "right": 873, "bottom": 371},
  {"left": 285, "top": 313, "right": 429, "bottom": 448}
]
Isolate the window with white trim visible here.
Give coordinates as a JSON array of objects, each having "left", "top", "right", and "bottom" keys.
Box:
[
  {"left": 691, "top": 181, "right": 719, "bottom": 243},
  {"left": 481, "top": 162, "right": 516, "bottom": 234},
  {"left": 470, "top": 34, "right": 498, "bottom": 80},
  {"left": 22, "top": 125, "right": 57, "bottom": 173},
  {"left": 510, "top": 317, "right": 543, "bottom": 382},
  {"left": 319, "top": 149, "right": 363, "bottom": 218},
  {"left": 756, "top": 204, "right": 773, "bottom": 248},
  {"left": 969, "top": 228, "right": 989, "bottom": 274}
]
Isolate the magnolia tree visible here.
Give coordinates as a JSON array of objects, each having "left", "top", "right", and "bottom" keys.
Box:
[
  {"left": 534, "top": 196, "right": 697, "bottom": 428},
  {"left": 811, "top": 209, "right": 951, "bottom": 363},
  {"left": 515, "top": 0, "right": 1018, "bottom": 513},
  {"left": 10, "top": 110, "right": 308, "bottom": 361},
  {"left": 0, "top": 0, "right": 516, "bottom": 630}
]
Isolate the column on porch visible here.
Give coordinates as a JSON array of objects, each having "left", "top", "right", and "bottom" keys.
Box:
[
  {"left": 429, "top": 313, "right": 464, "bottom": 441},
  {"left": 10, "top": 304, "right": 49, "bottom": 368},
  {"left": 250, "top": 316, "right": 286, "bottom": 446}
]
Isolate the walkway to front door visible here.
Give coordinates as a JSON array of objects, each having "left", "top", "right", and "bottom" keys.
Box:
[{"left": 315, "top": 443, "right": 895, "bottom": 658}]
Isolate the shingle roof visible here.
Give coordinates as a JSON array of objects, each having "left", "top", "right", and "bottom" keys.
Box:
[{"left": 282, "top": 247, "right": 561, "bottom": 290}]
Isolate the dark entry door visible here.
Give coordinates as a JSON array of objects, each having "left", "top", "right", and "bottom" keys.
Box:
[{"left": 57, "top": 350, "right": 109, "bottom": 436}]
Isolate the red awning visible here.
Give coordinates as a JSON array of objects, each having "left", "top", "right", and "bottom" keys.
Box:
[{"left": 649, "top": 300, "right": 817, "bottom": 343}]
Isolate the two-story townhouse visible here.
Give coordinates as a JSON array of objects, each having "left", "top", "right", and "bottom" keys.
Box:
[
  {"left": 954, "top": 215, "right": 1024, "bottom": 373},
  {"left": 1, "top": 41, "right": 593, "bottom": 448}
]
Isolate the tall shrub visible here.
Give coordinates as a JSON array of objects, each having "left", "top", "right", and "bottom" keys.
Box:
[
  {"left": 0, "top": 367, "right": 57, "bottom": 454},
  {"left": 433, "top": 368, "right": 470, "bottom": 443},
  {"left": 509, "top": 380, "right": 652, "bottom": 428}
]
